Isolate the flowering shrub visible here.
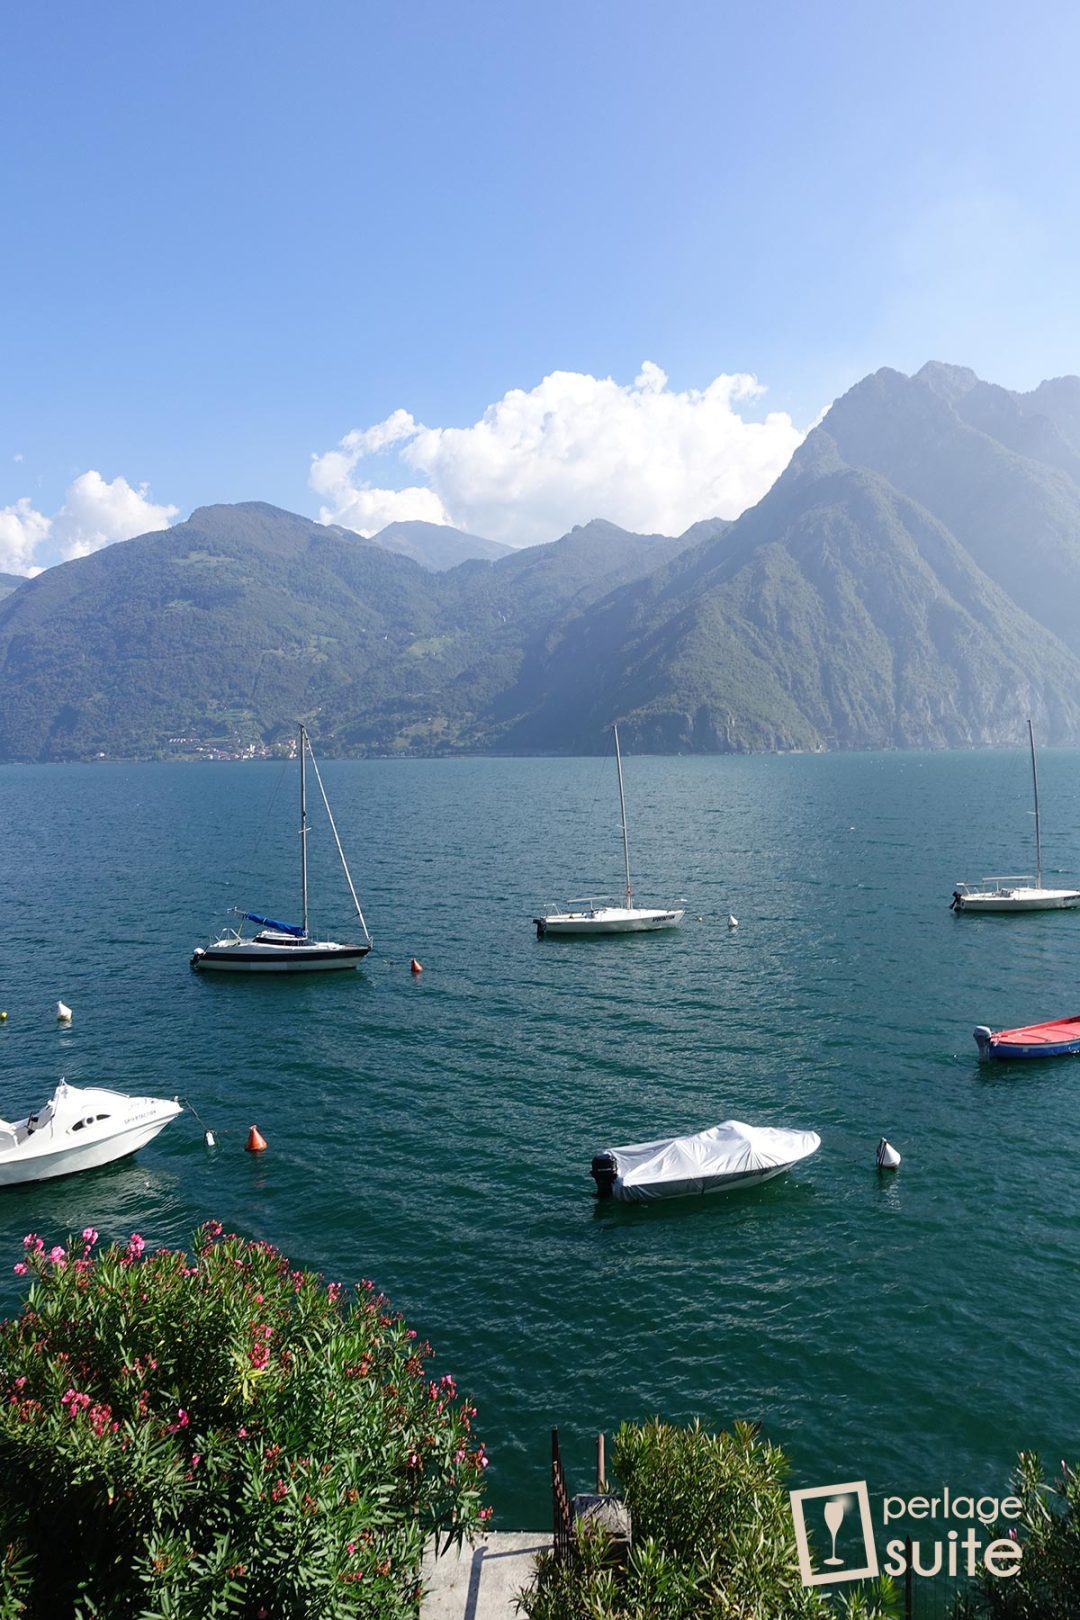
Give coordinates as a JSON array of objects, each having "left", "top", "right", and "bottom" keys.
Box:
[
  {"left": 0, "top": 1224, "right": 488, "bottom": 1617},
  {"left": 952, "top": 1452, "right": 1080, "bottom": 1620}
]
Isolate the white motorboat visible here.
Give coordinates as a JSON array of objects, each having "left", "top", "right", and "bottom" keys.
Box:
[
  {"left": 0, "top": 1080, "right": 181, "bottom": 1187},
  {"left": 951, "top": 721, "right": 1080, "bottom": 913},
  {"left": 192, "top": 723, "right": 373, "bottom": 972},
  {"left": 590, "top": 1119, "right": 821, "bottom": 1202},
  {"left": 535, "top": 724, "right": 685, "bottom": 938}
]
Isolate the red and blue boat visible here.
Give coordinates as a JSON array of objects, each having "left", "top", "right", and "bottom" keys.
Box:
[{"left": 974, "top": 1017, "right": 1080, "bottom": 1060}]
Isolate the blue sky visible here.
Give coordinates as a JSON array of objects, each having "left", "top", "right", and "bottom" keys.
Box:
[{"left": 3, "top": 0, "right": 1080, "bottom": 566}]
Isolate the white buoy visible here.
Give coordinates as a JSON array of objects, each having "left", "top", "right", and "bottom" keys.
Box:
[
  {"left": 55, "top": 1001, "right": 72, "bottom": 1024},
  {"left": 204, "top": 1130, "right": 216, "bottom": 1147},
  {"left": 727, "top": 915, "right": 739, "bottom": 929},
  {"left": 876, "top": 1137, "right": 901, "bottom": 1170}
]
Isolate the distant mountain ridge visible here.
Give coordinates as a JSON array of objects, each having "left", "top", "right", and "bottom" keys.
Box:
[
  {"left": 366, "top": 520, "right": 513, "bottom": 570},
  {"left": 3, "top": 361, "right": 1080, "bottom": 760}
]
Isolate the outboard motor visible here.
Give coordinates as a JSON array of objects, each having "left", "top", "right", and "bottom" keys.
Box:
[
  {"left": 950, "top": 890, "right": 963, "bottom": 911},
  {"left": 591, "top": 1151, "right": 618, "bottom": 1198},
  {"left": 973, "top": 1025, "right": 993, "bottom": 1059},
  {"left": 534, "top": 918, "right": 547, "bottom": 940}
]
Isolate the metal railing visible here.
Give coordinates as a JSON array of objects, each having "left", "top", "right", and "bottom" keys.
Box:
[{"left": 551, "top": 1426, "right": 574, "bottom": 1567}]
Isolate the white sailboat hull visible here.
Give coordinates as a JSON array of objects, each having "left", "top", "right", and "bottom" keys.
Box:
[
  {"left": 536, "top": 906, "right": 685, "bottom": 937},
  {"left": 954, "top": 888, "right": 1080, "bottom": 912},
  {"left": 192, "top": 939, "right": 370, "bottom": 972}
]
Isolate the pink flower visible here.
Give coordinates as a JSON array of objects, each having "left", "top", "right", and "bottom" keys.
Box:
[
  {"left": 48, "top": 1246, "right": 66, "bottom": 1265},
  {"left": 127, "top": 1233, "right": 145, "bottom": 1257},
  {"left": 237, "top": 1426, "right": 248, "bottom": 1438},
  {"left": 191, "top": 1453, "right": 201, "bottom": 1467},
  {"left": 167, "top": 1408, "right": 190, "bottom": 1433},
  {"left": 81, "top": 1227, "right": 98, "bottom": 1245},
  {"left": 12, "top": 1263, "right": 26, "bottom": 1276},
  {"left": 347, "top": 1541, "right": 356, "bottom": 1554},
  {"left": 21, "top": 1233, "right": 36, "bottom": 1250}
]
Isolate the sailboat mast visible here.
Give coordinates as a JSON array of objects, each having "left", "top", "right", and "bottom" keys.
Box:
[
  {"left": 1028, "top": 717, "right": 1043, "bottom": 890},
  {"left": 613, "top": 723, "right": 633, "bottom": 909},
  {"left": 299, "top": 723, "right": 309, "bottom": 937}
]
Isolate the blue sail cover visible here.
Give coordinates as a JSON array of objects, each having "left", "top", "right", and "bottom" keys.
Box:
[{"left": 242, "top": 912, "right": 306, "bottom": 938}]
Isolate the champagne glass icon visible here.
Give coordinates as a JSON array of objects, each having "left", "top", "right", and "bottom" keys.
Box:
[{"left": 823, "top": 1497, "right": 846, "bottom": 1566}]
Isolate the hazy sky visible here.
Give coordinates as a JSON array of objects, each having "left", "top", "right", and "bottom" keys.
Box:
[{"left": 3, "top": 0, "right": 1080, "bottom": 568}]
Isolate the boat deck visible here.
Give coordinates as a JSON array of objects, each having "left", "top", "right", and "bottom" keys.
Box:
[{"left": 993, "top": 1016, "right": 1080, "bottom": 1049}]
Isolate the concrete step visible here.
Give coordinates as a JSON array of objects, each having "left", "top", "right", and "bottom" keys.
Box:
[{"left": 420, "top": 1532, "right": 547, "bottom": 1619}]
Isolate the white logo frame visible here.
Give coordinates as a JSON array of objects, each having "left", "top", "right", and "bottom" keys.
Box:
[{"left": 789, "top": 1480, "right": 879, "bottom": 1586}]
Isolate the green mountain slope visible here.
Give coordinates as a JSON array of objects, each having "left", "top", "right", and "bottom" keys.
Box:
[
  {"left": 3, "top": 361, "right": 1080, "bottom": 760},
  {"left": 821, "top": 365, "right": 1080, "bottom": 656},
  {"left": 498, "top": 425, "right": 1080, "bottom": 752},
  {"left": 0, "top": 506, "right": 689, "bottom": 759}
]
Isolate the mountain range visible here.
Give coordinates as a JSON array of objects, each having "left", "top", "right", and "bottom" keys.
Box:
[{"left": 2, "top": 361, "right": 1080, "bottom": 760}]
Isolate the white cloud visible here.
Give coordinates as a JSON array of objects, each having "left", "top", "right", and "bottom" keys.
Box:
[
  {"left": 0, "top": 498, "right": 51, "bottom": 575},
  {"left": 51, "top": 471, "right": 178, "bottom": 561},
  {"left": 311, "top": 362, "right": 805, "bottom": 547},
  {"left": 0, "top": 471, "right": 178, "bottom": 574}
]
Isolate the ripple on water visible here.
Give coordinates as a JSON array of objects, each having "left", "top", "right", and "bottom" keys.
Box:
[{"left": 2, "top": 750, "right": 1080, "bottom": 1524}]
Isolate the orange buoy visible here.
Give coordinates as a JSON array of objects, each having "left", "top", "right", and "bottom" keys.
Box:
[
  {"left": 410, "top": 958, "right": 423, "bottom": 974},
  {"left": 245, "top": 1125, "right": 268, "bottom": 1153}
]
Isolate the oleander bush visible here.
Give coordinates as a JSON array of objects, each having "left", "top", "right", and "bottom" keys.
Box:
[
  {"left": 518, "top": 1418, "right": 899, "bottom": 1620},
  {"left": 0, "top": 1223, "right": 488, "bottom": 1618},
  {"left": 953, "top": 1452, "right": 1080, "bottom": 1620}
]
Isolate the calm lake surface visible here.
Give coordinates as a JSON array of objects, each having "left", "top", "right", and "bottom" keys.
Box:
[{"left": 2, "top": 750, "right": 1079, "bottom": 1526}]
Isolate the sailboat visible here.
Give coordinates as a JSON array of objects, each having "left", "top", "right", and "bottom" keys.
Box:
[
  {"left": 191, "top": 724, "right": 373, "bottom": 971},
  {"left": 534, "top": 724, "right": 685, "bottom": 938},
  {"left": 951, "top": 721, "right": 1080, "bottom": 913}
]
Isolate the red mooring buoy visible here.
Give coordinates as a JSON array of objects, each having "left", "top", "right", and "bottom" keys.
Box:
[
  {"left": 410, "top": 958, "right": 423, "bottom": 974},
  {"left": 245, "top": 1125, "right": 268, "bottom": 1152}
]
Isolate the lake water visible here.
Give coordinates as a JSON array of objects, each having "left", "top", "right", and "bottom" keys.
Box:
[{"left": 2, "top": 749, "right": 1079, "bottom": 1528}]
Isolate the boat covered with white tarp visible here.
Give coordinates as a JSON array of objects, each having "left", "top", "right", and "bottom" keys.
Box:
[{"left": 591, "top": 1119, "right": 821, "bottom": 1202}]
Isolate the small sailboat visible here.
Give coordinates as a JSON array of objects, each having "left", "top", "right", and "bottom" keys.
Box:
[
  {"left": 191, "top": 724, "right": 372, "bottom": 972},
  {"left": 951, "top": 721, "right": 1080, "bottom": 912},
  {"left": 0, "top": 1080, "right": 181, "bottom": 1186},
  {"left": 590, "top": 1119, "right": 820, "bottom": 1202},
  {"left": 974, "top": 1016, "right": 1080, "bottom": 1059},
  {"left": 534, "top": 724, "right": 685, "bottom": 938}
]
